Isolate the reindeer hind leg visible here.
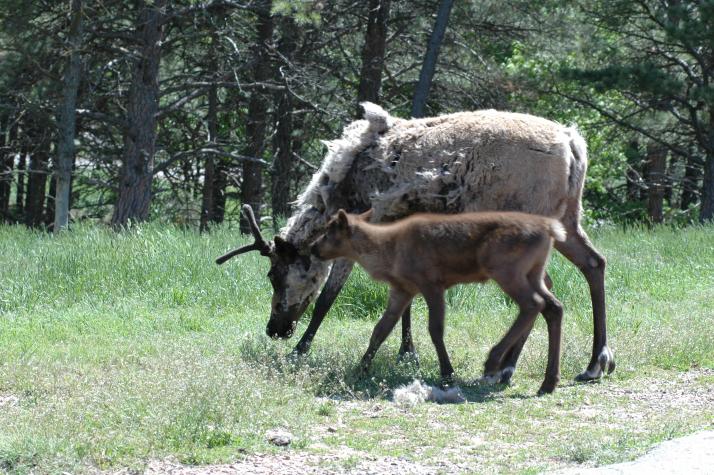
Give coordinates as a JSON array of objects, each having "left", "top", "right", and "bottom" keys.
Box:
[{"left": 554, "top": 221, "right": 614, "bottom": 381}]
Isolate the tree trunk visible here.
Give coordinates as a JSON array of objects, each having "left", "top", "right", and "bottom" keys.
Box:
[
  {"left": 45, "top": 171, "right": 56, "bottom": 227},
  {"left": 681, "top": 152, "right": 700, "bottom": 211},
  {"left": 200, "top": 83, "right": 218, "bottom": 233},
  {"left": 356, "top": 0, "right": 390, "bottom": 115},
  {"left": 54, "top": 0, "right": 83, "bottom": 232},
  {"left": 16, "top": 147, "right": 26, "bottom": 216},
  {"left": 646, "top": 142, "right": 667, "bottom": 224},
  {"left": 624, "top": 139, "right": 642, "bottom": 201},
  {"left": 239, "top": 0, "right": 273, "bottom": 234},
  {"left": 271, "top": 15, "right": 299, "bottom": 222},
  {"left": 25, "top": 146, "right": 49, "bottom": 228},
  {"left": 410, "top": 0, "right": 454, "bottom": 118},
  {"left": 0, "top": 118, "right": 14, "bottom": 221},
  {"left": 700, "top": 109, "right": 714, "bottom": 222},
  {"left": 212, "top": 159, "right": 228, "bottom": 224},
  {"left": 701, "top": 150, "right": 714, "bottom": 222},
  {"left": 111, "top": 0, "right": 166, "bottom": 227}
]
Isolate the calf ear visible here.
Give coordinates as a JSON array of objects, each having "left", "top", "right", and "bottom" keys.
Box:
[
  {"left": 358, "top": 208, "right": 374, "bottom": 222},
  {"left": 337, "top": 209, "right": 349, "bottom": 229},
  {"left": 274, "top": 236, "right": 298, "bottom": 259}
]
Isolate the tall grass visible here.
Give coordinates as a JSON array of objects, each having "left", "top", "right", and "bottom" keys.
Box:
[{"left": 0, "top": 223, "right": 712, "bottom": 473}]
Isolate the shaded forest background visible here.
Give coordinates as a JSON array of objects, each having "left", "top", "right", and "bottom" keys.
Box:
[{"left": 0, "top": 0, "right": 712, "bottom": 233}]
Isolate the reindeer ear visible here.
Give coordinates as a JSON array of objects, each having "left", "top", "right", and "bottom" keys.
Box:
[
  {"left": 274, "top": 236, "right": 298, "bottom": 259},
  {"left": 336, "top": 209, "right": 349, "bottom": 229},
  {"left": 358, "top": 208, "right": 374, "bottom": 222}
]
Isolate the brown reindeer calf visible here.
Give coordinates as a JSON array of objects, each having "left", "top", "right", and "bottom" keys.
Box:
[{"left": 310, "top": 209, "right": 567, "bottom": 394}]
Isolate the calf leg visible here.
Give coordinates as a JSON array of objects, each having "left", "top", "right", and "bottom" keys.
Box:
[
  {"left": 495, "top": 272, "right": 552, "bottom": 384},
  {"left": 537, "top": 287, "right": 564, "bottom": 395},
  {"left": 397, "top": 304, "right": 418, "bottom": 362},
  {"left": 554, "top": 225, "right": 614, "bottom": 381},
  {"left": 496, "top": 324, "right": 533, "bottom": 384},
  {"left": 292, "top": 259, "right": 353, "bottom": 355},
  {"left": 359, "top": 288, "right": 413, "bottom": 373},
  {"left": 484, "top": 276, "right": 544, "bottom": 382},
  {"left": 421, "top": 287, "right": 455, "bottom": 386}
]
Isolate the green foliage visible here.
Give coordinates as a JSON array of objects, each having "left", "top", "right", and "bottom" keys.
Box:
[
  {"left": 0, "top": 223, "right": 712, "bottom": 472},
  {"left": 2, "top": 0, "right": 713, "bottom": 229},
  {"left": 272, "top": 0, "right": 323, "bottom": 25},
  {"left": 561, "top": 64, "right": 684, "bottom": 100}
]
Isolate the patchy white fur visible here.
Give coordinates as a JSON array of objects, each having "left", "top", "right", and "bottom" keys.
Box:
[
  {"left": 276, "top": 104, "right": 395, "bottom": 310},
  {"left": 294, "top": 102, "right": 392, "bottom": 215},
  {"left": 392, "top": 379, "right": 465, "bottom": 407},
  {"left": 550, "top": 220, "right": 567, "bottom": 242},
  {"left": 283, "top": 259, "right": 330, "bottom": 312}
]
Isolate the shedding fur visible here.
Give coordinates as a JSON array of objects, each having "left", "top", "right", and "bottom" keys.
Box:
[
  {"left": 294, "top": 103, "right": 392, "bottom": 214},
  {"left": 392, "top": 380, "right": 466, "bottom": 407},
  {"left": 283, "top": 104, "right": 582, "bottom": 249},
  {"left": 274, "top": 104, "right": 583, "bottom": 323}
]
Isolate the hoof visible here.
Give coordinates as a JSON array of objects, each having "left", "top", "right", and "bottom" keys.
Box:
[
  {"left": 537, "top": 384, "right": 556, "bottom": 396},
  {"left": 574, "top": 372, "right": 599, "bottom": 382},
  {"left": 439, "top": 375, "right": 456, "bottom": 390},
  {"left": 356, "top": 359, "right": 372, "bottom": 379},
  {"left": 396, "top": 349, "right": 420, "bottom": 366},
  {"left": 290, "top": 344, "right": 310, "bottom": 357},
  {"left": 498, "top": 366, "right": 516, "bottom": 385},
  {"left": 287, "top": 349, "right": 306, "bottom": 362},
  {"left": 478, "top": 373, "right": 500, "bottom": 385},
  {"left": 606, "top": 356, "right": 616, "bottom": 375},
  {"left": 576, "top": 346, "right": 614, "bottom": 382}
]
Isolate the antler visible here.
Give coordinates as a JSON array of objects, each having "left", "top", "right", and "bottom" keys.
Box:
[{"left": 215, "top": 205, "right": 273, "bottom": 264}]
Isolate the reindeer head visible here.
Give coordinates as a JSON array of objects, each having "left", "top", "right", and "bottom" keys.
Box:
[{"left": 216, "top": 205, "right": 330, "bottom": 339}]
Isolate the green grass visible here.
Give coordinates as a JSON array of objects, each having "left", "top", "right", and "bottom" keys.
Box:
[{"left": 0, "top": 223, "right": 713, "bottom": 474}]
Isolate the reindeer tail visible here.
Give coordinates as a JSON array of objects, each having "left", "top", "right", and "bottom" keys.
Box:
[{"left": 360, "top": 102, "right": 392, "bottom": 134}]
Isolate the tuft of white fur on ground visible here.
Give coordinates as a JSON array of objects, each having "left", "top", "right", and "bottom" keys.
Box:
[{"left": 392, "top": 379, "right": 466, "bottom": 407}]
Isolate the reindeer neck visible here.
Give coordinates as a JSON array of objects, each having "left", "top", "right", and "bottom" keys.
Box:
[{"left": 350, "top": 222, "right": 393, "bottom": 263}]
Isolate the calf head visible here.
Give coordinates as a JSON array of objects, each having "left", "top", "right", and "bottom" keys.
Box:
[{"left": 311, "top": 209, "right": 373, "bottom": 261}]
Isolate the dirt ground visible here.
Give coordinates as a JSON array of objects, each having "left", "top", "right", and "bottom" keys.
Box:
[
  {"left": 127, "top": 370, "right": 714, "bottom": 475},
  {"left": 137, "top": 430, "right": 714, "bottom": 475}
]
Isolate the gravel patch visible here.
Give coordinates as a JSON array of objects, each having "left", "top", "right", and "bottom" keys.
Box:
[
  {"left": 142, "top": 452, "right": 450, "bottom": 475},
  {"left": 556, "top": 431, "right": 714, "bottom": 474}
]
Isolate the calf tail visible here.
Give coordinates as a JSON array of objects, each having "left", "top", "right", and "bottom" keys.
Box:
[{"left": 547, "top": 219, "right": 567, "bottom": 242}]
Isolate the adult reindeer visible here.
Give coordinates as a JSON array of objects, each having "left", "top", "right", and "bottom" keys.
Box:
[{"left": 218, "top": 103, "right": 615, "bottom": 383}]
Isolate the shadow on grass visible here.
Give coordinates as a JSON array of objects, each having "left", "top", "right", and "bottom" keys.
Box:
[{"left": 237, "top": 336, "right": 539, "bottom": 403}]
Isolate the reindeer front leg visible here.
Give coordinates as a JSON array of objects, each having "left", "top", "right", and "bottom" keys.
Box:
[
  {"left": 359, "top": 288, "right": 413, "bottom": 374},
  {"left": 292, "top": 259, "right": 354, "bottom": 355}
]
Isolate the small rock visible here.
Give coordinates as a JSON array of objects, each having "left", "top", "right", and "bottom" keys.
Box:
[{"left": 266, "top": 429, "right": 293, "bottom": 447}]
